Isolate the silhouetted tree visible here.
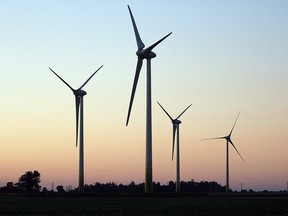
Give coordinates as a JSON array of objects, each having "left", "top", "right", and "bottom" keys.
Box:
[
  {"left": 0, "top": 182, "right": 18, "bottom": 193},
  {"left": 127, "top": 181, "right": 143, "bottom": 193},
  {"left": 42, "top": 187, "right": 48, "bottom": 193},
  {"left": 153, "top": 182, "right": 162, "bottom": 192},
  {"left": 6, "top": 182, "right": 16, "bottom": 192},
  {"left": 17, "top": 170, "right": 41, "bottom": 192},
  {"left": 167, "top": 181, "right": 176, "bottom": 192},
  {"left": 56, "top": 185, "right": 65, "bottom": 193}
]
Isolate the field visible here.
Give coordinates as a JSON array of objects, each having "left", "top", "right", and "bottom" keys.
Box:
[{"left": 0, "top": 193, "right": 288, "bottom": 215}]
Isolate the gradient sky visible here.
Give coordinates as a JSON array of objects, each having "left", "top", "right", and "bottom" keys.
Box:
[{"left": 0, "top": 0, "right": 287, "bottom": 192}]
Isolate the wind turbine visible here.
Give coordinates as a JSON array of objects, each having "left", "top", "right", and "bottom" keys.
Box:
[
  {"left": 158, "top": 102, "right": 192, "bottom": 193},
  {"left": 201, "top": 112, "right": 245, "bottom": 192},
  {"left": 126, "top": 5, "right": 172, "bottom": 193},
  {"left": 49, "top": 65, "right": 103, "bottom": 193}
]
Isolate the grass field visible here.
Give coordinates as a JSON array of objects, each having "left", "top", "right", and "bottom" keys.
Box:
[{"left": 1, "top": 193, "right": 288, "bottom": 215}]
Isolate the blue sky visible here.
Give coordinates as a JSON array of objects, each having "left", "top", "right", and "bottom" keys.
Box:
[{"left": 0, "top": 0, "right": 287, "bottom": 191}]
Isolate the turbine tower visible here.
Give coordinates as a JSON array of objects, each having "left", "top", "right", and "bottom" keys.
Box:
[
  {"left": 49, "top": 65, "right": 103, "bottom": 193},
  {"left": 201, "top": 112, "right": 245, "bottom": 192},
  {"left": 158, "top": 102, "right": 192, "bottom": 193},
  {"left": 126, "top": 5, "right": 172, "bottom": 193}
]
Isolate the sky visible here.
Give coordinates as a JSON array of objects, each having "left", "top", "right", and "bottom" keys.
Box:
[{"left": 0, "top": 0, "right": 287, "bottom": 192}]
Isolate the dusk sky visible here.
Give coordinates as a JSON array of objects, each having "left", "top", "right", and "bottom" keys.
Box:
[{"left": 0, "top": 0, "right": 287, "bottom": 192}]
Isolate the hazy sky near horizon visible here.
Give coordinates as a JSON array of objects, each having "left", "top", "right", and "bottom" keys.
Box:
[{"left": 0, "top": 0, "right": 287, "bottom": 191}]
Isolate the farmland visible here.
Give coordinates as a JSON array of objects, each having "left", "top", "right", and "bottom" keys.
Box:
[{"left": 0, "top": 193, "right": 288, "bottom": 215}]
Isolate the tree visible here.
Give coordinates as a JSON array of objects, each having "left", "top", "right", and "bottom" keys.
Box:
[
  {"left": 6, "top": 182, "right": 16, "bottom": 192},
  {"left": 0, "top": 182, "right": 18, "bottom": 193},
  {"left": 56, "top": 185, "right": 65, "bottom": 193},
  {"left": 42, "top": 187, "right": 48, "bottom": 193},
  {"left": 17, "top": 170, "right": 41, "bottom": 192}
]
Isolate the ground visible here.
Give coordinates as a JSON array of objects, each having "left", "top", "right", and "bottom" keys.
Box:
[{"left": 0, "top": 192, "right": 288, "bottom": 215}]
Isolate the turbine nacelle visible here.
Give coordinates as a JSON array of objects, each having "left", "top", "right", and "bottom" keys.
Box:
[
  {"left": 137, "top": 50, "right": 157, "bottom": 59},
  {"left": 74, "top": 89, "right": 87, "bottom": 97},
  {"left": 226, "top": 136, "right": 232, "bottom": 143},
  {"left": 172, "top": 119, "right": 182, "bottom": 125}
]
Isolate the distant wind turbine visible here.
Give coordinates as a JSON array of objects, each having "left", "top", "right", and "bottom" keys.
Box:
[
  {"left": 126, "top": 5, "right": 172, "bottom": 193},
  {"left": 49, "top": 65, "right": 103, "bottom": 193},
  {"left": 201, "top": 112, "right": 245, "bottom": 192},
  {"left": 158, "top": 102, "right": 192, "bottom": 193}
]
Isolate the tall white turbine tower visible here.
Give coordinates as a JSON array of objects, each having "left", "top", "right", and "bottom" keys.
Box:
[
  {"left": 126, "top": 5, "right": 172, "bottom": 193},
  {"left": 201, "top": 112, "right": 246, "bottom": 192},
  {"left": 49, "top": 65, "right": 103, "bottom": 193},
  {"left": 158, "top": 102, "right": 192, "bottom": 193}
]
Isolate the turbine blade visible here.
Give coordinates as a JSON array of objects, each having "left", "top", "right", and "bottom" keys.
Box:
[
  {"left": 127, "top": 5, "right": 145, "bottom": 50},
  {"left": 200, "top": 136, "right": 226, "bottom": 141},
  {"left": 78, "top": 65, "right": 103, "bottom": 90},
  {"left": 157, "top": 102, "right": 173, "bottom": 121},
  {"left": 229, "top": 111, "right": 240, "bottom": 136},
  {"left": 176, "top": 104, "right": 192, "bottom": 120},
  {"left": 144, "top": 32, "right": 172, "bottom": 54},
  {"left": 172, "top": 124, "right": 177, "bottom": 161},
  {"left": 229, "top": 140, "right": 246, "bottom": 163},
  {"left": 75, "top": 96, "right": 81, "bottom": 147},
  {"left": 126, "top": 58, "right": 143, "bottom": 126},
  {"left": 49, "top": 67, "right": 75, "bottom": 92}
]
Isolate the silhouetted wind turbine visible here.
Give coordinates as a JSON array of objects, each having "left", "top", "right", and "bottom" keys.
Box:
[
  {"left": 201, "top": 112, "right": 245, "bottom": 192},
  {"left": 158, "top": 102, "right": 192, "bottom": 193},
  {"left": 49, "top": 65, "right": 103, "bottom": 193},
  {"left": 126, "top": 5, "right": 172, "bottom": 193}
]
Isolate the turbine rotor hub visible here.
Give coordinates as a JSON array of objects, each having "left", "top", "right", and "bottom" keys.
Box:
[
  {"left": 74, "top": 89, "right": 87, "bottom": 96},
  {"left": 172, "top": 119, "right": 181, "bottom": 125},
  {"left": 137, "top": 49, "right": 156, "bottom": 59}
]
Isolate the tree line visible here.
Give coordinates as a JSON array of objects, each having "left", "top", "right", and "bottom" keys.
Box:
[{"left": 0, "top": 170, "right": 227, "bottom": 193}]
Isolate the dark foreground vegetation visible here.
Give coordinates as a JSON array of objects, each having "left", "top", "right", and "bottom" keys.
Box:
[{"left": 1, "top": 192, "right": 288, "bottom": 216}]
